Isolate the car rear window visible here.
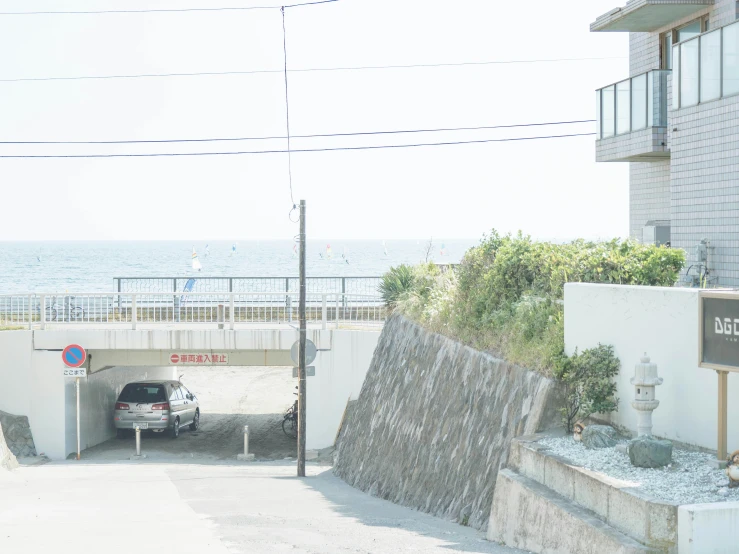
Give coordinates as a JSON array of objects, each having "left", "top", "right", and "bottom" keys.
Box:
[{"left": 118, "top": 384, "right": 166, "bottom": 403}]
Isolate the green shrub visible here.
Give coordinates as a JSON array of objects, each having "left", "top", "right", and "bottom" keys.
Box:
[
  {"left": 553, "top": 344, "right": 620, "bottom": 432},
  {"left": 382, "top": 230, "right": 685, "bottom": 380},
  {"left": 378, "top": 264, "right": 415, "bottom": 307}
]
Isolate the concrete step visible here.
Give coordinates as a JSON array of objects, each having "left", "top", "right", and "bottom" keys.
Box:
[
  {"left": 488, "top": 468, "right": 661, "bottom": 554},
  {"left": 507, "top": 436, "right": 677, "bottom": 549}
]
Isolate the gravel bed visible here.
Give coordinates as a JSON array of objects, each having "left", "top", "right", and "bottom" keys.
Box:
[{"left": 538, "top": 436, "right": 739, "bottom": 505}]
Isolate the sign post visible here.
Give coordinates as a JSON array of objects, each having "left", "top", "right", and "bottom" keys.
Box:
[
  {"left": 699, "top": 291, "right": 739, "bottom": 464},
  {"left": 62, "top": 344, "right": 87, "bottom": 461}
]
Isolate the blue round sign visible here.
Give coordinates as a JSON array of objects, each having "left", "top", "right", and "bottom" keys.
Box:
[{"left": 62, "top": 344, "right": 86, "bottom": 368}]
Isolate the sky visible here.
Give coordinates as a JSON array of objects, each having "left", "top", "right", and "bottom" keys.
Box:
[{"left": 0, "top": 0, "right": 629, "bottom": 241}]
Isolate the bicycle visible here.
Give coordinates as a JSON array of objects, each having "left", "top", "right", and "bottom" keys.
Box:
[
  {"left": 282, "top": 388, "right": 298, "bottom": 439},
  {"left": 42, "top": 296, "right": 85, "bottom": 322}
]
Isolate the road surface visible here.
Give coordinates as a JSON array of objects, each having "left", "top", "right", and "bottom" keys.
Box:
[{"left": 0, "top": 461, "right": 522, "bottom": 553}]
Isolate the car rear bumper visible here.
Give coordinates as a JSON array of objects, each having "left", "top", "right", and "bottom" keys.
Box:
[{"left": 114, "top": 418, "right": 171, "bottom": 430}]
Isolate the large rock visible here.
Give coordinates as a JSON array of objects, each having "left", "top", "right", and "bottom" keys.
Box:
[
  {"left": 629, "top": 436, "right": 672, "bottom": 468},
  {"left": 0, "top": 410, "right": 37, "bottom": 458},
  {"left": 581, "top": 425, "right": 618, "bottom": 449},
  {"left": 334, "top": 314, "right": 562, "bottom": 531},
  {"left": 0, "top": 419, "right": 19, "bottom": 471}
]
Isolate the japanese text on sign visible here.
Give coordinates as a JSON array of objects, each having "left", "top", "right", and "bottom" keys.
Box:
[
  {"left": 169, "top": 353, "right": 229, "bottom": 365},
  {"left": 63, "top": 368, "right": 86, "bottom": 377}
]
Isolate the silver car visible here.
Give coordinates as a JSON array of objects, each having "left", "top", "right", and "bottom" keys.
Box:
[{"left": 114, "top": 380, "right": 200, "bottom": 439}]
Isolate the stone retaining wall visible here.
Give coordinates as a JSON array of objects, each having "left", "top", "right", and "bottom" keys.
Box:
[
  {"left": 334, "top": 314, "right": 561, "bottom": 530},
  {"left": 0, "top": 410, "right": 37, "bottom": 458},
  {"left": 0, "top": 419, "right": 18, "bottom": 471}
]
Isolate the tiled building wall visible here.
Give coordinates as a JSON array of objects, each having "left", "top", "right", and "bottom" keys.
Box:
[
  {"left": 630, "top": 160, "right": 671, "bottom": 239},
  {"left": 670, "top": 94, "right": 739, "bottom": 286},
  {"left": 709, "top": 0, "right": 739, "bottom": 28}
]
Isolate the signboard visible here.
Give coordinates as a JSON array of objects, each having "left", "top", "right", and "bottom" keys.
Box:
[
  {"left": 62, "top": 344, "right": 86, "bottom": 368},
  {"left": 293, "top": 366, "right": 315, "bottom": 378},
  {"left": 700, "top": 292, "right": 739, "bottom": 371},
  {"left": 63, "top": 367, "right": 86, "bottom": 378},
  {"left": 291, "top": 339, "right": 317, "bottom": 365},
  {"left": 169, "top": 353, "right": 229, "bottom": 365}
]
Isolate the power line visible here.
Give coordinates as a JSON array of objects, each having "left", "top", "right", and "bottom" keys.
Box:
[
  {"left": 0, "top": 132, "right": 595, "bottom": 158},
  {"left": 0, "top": 57, "right": 625, "bottom": 83},
  {"left": 0, "top": 1, "right": 339, "bottom": 15},
  {"left": 0, "top": 119, "right": 595, "bottom": 145}
]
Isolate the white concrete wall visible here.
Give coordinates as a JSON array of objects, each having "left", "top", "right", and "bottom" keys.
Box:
[
  {"left": 564, "top": 283, "right": 739, "bottom": 451},
  {"left": 678, "top": 502, "right": 739, "bottom": 553},
  {"left": 0, "top": 331, "right": 33, "bottom": 416},
  {"left": 0, "top": 332, "right": 68, "bottom": 459},
  {"left": 307, "top": 330, "right": 380, "bottom": 450}
]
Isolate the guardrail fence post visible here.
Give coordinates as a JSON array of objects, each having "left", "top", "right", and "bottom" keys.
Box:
[
  {"left": 40, "top": 295, "right": 46, "bottom": 330},
  {"left": 322, "top": 294, "right": 327, "bottom": 330},
  {"left": 229, "top": 294, "right": 235, "bottom": 330},
  {"left": 117, "top": 278, "right": 122, "bottom": 320},
  {"left": 217, "top": 303, "right": 225, "bottom": 330},
  {"left": 131, "top": 294, "right": 137, "bottom": 330},
  {"left": 335, "top": 294, "right": 340, "bottom": 329},
  {"left": 27, "top": 295, "right": 33, "bottom": 329}
]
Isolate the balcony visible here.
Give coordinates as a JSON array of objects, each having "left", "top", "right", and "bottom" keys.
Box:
[
  {"left": 672, "top": 20, "right": 739, "bottom": 110},
  {"left": 596, "top": 70, "right": 670, "bottom": 162},
  {"left": 591, "top": 0, "right": 713, "bottom": 32}
]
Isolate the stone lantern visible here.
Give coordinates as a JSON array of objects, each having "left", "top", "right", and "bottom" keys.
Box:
[{"left": 630, "top": 353, "right": 663, "bottom": 436}]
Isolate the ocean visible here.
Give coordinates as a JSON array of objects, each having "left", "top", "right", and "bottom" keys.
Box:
[{"left": 0, "top": 239, "right": 479, "bottom": 293}]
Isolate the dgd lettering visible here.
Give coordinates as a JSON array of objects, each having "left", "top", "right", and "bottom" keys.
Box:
[{"left": 715, "top": 317, "right": 739, "bottom": 335}]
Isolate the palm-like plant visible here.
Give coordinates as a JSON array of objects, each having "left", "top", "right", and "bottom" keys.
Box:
[{"left": 379, "top": 265, "right": 415, "bottom": 308}]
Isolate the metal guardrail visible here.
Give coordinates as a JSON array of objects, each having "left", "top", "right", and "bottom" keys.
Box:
[
  {"left": 0, "top": 292, "right": 386, "bottom": 330},
  {"left": 114, "top": 276, "right": 382, "bottom": 295}
]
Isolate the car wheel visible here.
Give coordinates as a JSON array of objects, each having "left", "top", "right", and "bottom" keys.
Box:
[
  {"left": 171, "top": 418, "right": 180, "bottom": 439},
  {"left": 189, "top": 410, "right": 200, "bottom": 431}
]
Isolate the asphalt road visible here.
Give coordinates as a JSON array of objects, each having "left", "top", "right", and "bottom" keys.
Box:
[{"left": 0, "top": 461, "right": 523, "bottom": 554}]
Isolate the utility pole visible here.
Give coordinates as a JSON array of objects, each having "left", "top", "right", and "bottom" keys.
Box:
[{"left": 297, "top": 199, "right": 307, "bottom": 477}]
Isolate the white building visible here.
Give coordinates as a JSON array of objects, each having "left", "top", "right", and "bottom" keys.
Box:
[{"left": 592, "top": 0, "right": 739, "bottom": 286}]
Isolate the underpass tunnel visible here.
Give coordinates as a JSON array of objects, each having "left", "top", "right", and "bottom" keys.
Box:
[
  {"left": 0, "top": 329, "right": 379, "bottom": 461},
  {"left": 75, "top": 362, "right": 298, "bottom": 462}
]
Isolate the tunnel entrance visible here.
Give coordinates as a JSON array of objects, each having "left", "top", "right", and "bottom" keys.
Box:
[{"left": 78, "top": 365, "right": 297, "bottom": 463}]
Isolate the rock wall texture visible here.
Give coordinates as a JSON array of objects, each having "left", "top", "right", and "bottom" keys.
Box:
[
  {"left": 0, "top": 410, "right": 37, "bottom": 458},
  {"left": 334, "top": 314, "right": 561, "bottom": 531},
  {"left": 0, "top": 418, "right": 19, "bottom": 471}
]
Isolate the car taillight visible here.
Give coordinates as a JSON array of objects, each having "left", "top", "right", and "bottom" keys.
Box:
[
  {"left": 115, "top": 403, "right": 129, "bottom": 411},
  {"left": 151, "top": 403, "right": 170, "bottom": 411}
]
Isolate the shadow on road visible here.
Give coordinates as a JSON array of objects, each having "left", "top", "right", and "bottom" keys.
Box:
[{"left": 296, "top": 470, "right": 512, "bottom": 554}]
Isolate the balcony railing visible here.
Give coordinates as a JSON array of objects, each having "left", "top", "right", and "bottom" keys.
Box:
[
  {"left": 596, "top": 70, "right": 669, "bottom": 140},
  {"left": 672, "top": 20, "right": 739, "bottom": 110}
]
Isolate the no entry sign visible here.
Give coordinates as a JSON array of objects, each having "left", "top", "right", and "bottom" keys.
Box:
[
  {"left": 62, "top": 344, "right": 86, "bottom": 368},
  {"left": 169, "top": 352, "right": 229, "bottom": 365}
]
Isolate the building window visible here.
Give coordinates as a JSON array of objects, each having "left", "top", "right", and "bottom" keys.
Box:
[
  {"left": 677, "top": 19, "right": 703, "bottom": 42},
  {"left": 662, "top": 17, "right": 708, "bottom": 69}
]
